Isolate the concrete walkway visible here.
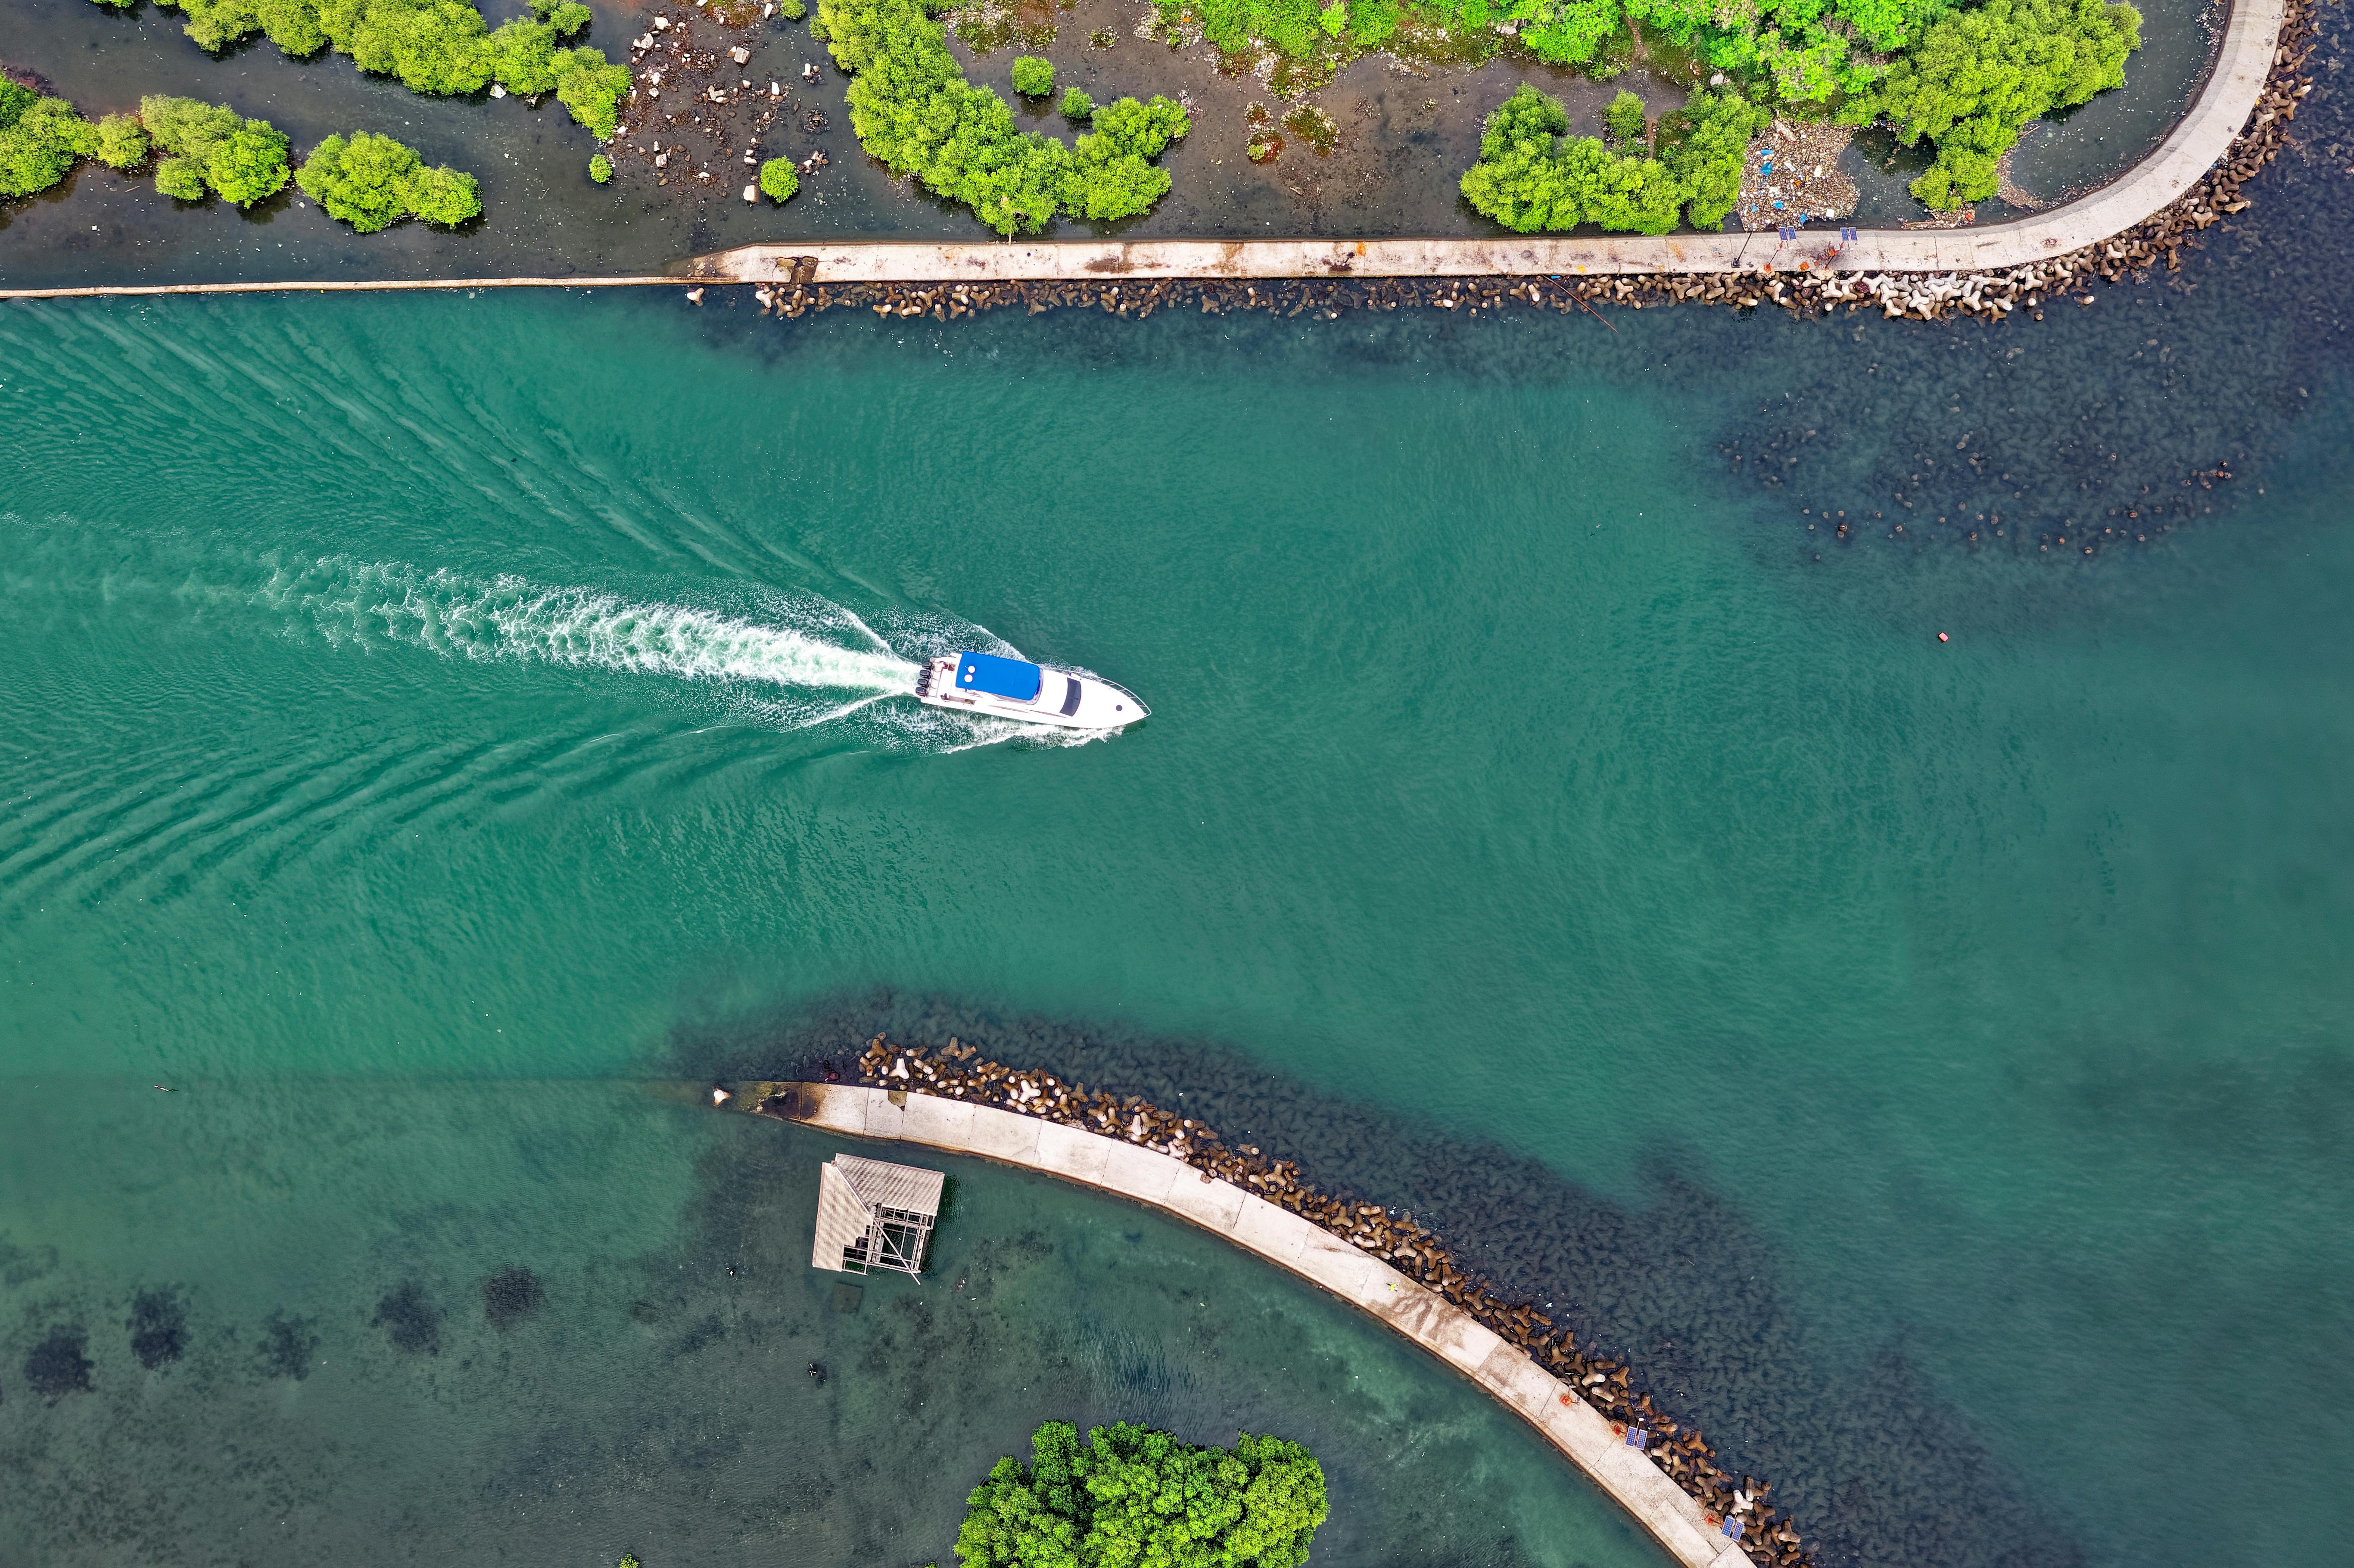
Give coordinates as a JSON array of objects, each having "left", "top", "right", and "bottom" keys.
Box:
[
  {"left": 693, "top": 0, "right": 2281, "bottom": 285},
  {"left": 773, "top": 1081, "right": 1756, "bottom": 1568}
]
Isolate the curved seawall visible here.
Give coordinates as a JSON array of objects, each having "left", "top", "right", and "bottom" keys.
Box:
[
  {"left": 766, "top": 1080, "right": 1755, "bottom": 1568},
  {"left": 694, "top": 0, "right": 2286, "bottom": 284}
]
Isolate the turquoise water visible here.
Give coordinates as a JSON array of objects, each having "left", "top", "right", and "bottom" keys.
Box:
[{"left": 3, "top": 288, "right": 2351, "bottom": 1567}]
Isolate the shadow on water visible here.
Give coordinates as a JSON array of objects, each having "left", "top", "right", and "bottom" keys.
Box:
[{"left": 673, "top": 990, "right": 2092, "bottom": 1568}]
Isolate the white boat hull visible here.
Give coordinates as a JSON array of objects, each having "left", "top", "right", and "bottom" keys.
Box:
[{"left": 913, "top": 655, "right": 1146, "bottom": 730}]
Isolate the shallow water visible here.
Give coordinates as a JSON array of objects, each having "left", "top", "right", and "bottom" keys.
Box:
[
  {"left": 3, "top": 44, "right": 2353, "bottom": 1566},
  {"left": 1, "top": 1080, "right": 1668, "bottom": 1566}
]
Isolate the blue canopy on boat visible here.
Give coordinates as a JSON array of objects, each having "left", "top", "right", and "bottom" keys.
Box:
[{"left": 954, "top": 652, "right": 1042, "bottom": 701}]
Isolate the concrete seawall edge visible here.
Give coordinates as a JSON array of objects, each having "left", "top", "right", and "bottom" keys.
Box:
[{"left": 771, "top": 1080, "right": 1755, "bottom": 1568}]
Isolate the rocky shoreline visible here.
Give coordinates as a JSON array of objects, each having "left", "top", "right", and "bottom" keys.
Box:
[{"left": 744, "top": 1034, "right": 1817, "bottom": 1568}]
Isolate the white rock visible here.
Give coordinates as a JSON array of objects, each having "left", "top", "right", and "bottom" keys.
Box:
[
  {"left": 744, "top": 183, "right": 758, "bottom": 202},
  {"left": 729, "top": 44, "right": 750, "bottom": 63},
  {"left": 489, "top": 83, "right": 506, "bottom": 97}
]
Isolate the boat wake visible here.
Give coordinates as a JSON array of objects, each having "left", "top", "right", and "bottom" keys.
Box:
[{"left": 254, "top": 557, "right": 1120, "bottom": 749}]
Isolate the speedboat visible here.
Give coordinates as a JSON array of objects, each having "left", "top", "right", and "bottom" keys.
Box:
[{"left": 914, "top": 651, "right": 1147, "bottom": 730}]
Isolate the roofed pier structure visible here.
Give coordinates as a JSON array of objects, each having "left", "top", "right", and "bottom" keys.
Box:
[
  {"left": 811, "top": 1152, "right": 943, "bottom": 1277},
  {"left": 758, "top": 1081, "right": 1756, "bottom": 1568}
]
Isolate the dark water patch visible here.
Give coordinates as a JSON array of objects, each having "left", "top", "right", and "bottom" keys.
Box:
[
  {"left": 666, "top": 1311, "right": 728, "bottom": 1359},
  {"left": 24, "top": 1325, "right": 94, "bottom": 1397},
  {"left": 255, "top": 1309, "right": 319, "bottom": 1379},
  {"left": 1712, "top": 31, "right": 2353, "bottom": 555},
  {"left": 681, "top": 990, "right": 2088, "bottom": 1568},
  {"left": 373, "top": 1280, "right": 442, "bottom": 1355},
  {"left": 127, "top": 1287, "right": 188, "bottom": 1369},
  {"left": 0, "top": 1233, "right": 60, "bottom": 1288},
  {"left": 482, "top": 1266, "right": 546, "bottom": 1330}
]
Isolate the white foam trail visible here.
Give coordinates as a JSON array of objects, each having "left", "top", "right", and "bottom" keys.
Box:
[
  {"left": 250, "top": 558, "right": 1126, "bottom": 748},
  {"left": 262, "top": 560, "right": 915, "bottom": 703}
]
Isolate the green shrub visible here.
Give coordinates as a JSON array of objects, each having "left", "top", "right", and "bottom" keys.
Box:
[
  {"left": 402, "top": 162, "right": 481, "bottom": 224},
  {"left": 1656, "top": 86, "right": 1766, "bottom": 230},
  {"left": 588, "top": 149, "right": 611, "bottom": 180},
  {"left": 1070, "top": 94, "right": 1187, "bottom": 220},
  {"left": 1009, "top": 55, "right": 1054, "bottom": 96},
  {"left": 757, "top": 156, "right": 798, "bottom": 201},
  {"left": 553, "top": 47, "right": 632, "bottom": 137},
  {"left": 297, "top": 130, "right": 414, "bottom": 228},
  {"left": 780, "top": 0, "right": 806, "bottom": 16},
  {"left": 211, "top": 122, "right": 296, "bottom": 203},
  {"left": 954, "top": 1422, "right": 1327, "bottom": 1568},
  {"left": 1059, "top": 87, "right": 1093, "bottom": 119},
  {"left": 0, "top": 88, "right": 98, "bottom": 199},
  {"left": 1457, "top": 82, "right": 1686, "bottom": 235},
  {"left": 154, "top": 0, "right": 330, "bottom": 54},
  {"left": 296, "top": 129, "right": 480, "bottom": 228},
  {"left": 320, "top": 0, "right": 499, "bottom": 93},
  {"left": 94, "top": 112, "right": 152, "bottom": 169},
  {"left": 154, "top": 156, "right": 210, "bottom": 199},
  {"left": 1128, "top": 0, "right": 1968, "bottom": 121},
  {"left": 1519, "top": 0, "right": 1617, "bottom": 65},
  {"left": 1604, "top": 87, "right": 1645, "bottom": 143},
  {"left": 125, "top": 0, "right": 627, "bottom": 139},
  {"left": 817, "top": 0, "right": 1186, "bottom": 235},
  {"left": 1850, "top": 0, "right": 2140, "bottom": 208},
  {"left": 140, "top": 94, "right": 291, "bottom": 205}
]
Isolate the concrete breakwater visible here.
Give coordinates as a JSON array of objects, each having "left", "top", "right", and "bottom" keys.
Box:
[
  {"left": 721, "top": 0, "right": 2314, "bottom": 330},
  {"left": 738, "top": 1036, "right": 1807, "bottom": 1568},
  {"left": 693, "top": 0, "right": 2301, "bottom": 324}
]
